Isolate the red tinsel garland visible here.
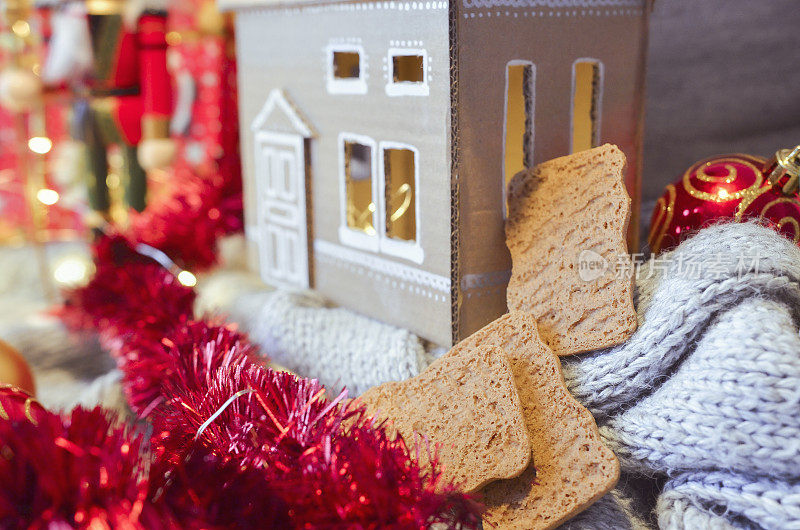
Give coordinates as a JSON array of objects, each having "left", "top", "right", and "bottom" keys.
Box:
[
  {"left": 0, "top": 393, "right": 291, "bottom": 528},
  {"left": 0, "top": 404, "right": 156, "bottom": 527},
  {"left": 8, "top": 167, "right": 483, "bottom": 528},
  {"left": 59, "top": 236, "right": 196, "bottom": 348},
  {"left": 120, "top": 319, "right": 256, "bottom": 417}
]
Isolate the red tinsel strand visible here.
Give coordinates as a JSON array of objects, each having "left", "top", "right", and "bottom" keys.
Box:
[
  {"left": 0, "top": 395, "right": 294, "bottom": 529},
  {"left": 58, "top": 235, "right": 196, "bottom": 355},
  {"left": 150, "top": 363, "right": 348, "bottom": 469},
  {"left": 120, "top": 319, "right": 258, "bottom": 417}
]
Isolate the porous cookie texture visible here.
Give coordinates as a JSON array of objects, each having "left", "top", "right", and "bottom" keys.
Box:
[
  {"left": 460, "top": 312, "right": 619, "bottom": 529},
  {"left": 505, "top": 143, "right": 637, "bottom": 355},
  {"left": 358, "top": 345, "right": 530, "bottom": 493}
]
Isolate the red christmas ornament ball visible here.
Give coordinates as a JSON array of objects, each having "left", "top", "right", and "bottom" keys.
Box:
[{"left": 649, "top": 153, "right": 800, "bottom": 254}]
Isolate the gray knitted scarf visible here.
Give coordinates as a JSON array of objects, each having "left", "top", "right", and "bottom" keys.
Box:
[{"left": 561, "top": 222, "right": 800, "bottom": 529}]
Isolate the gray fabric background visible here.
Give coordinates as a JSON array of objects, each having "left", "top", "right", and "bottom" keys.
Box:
[{"left": 642, "top": 0, "right": 800, "bottom": 204}]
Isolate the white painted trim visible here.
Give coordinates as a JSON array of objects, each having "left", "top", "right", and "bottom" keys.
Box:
[
  {"left": 378, "top": 141, "right": 424, "bottom": 264},
  {"left": 314, "top": 239, "right": 450, "bottom": 293},
  {"left": 253, "top": 130, "right": 310, "bottom": 289},
  {"left": 501, "top": 60, "right": 536, "bottom": 218},
  {"left": 223, "top": 0, "right": 642, "bottom": 15},
  {"left": 326, "top": 43, "right": 368, "bottom": 95},
  {"left": 251, "top": 88, "right": 314, "bottom": 137},
  {"left": 337, "top": 132, "right": 379, "bottom": 252},
  {"left": 385, "top": 48, "right": 430, "bottom": 97},
  {"left": 569, "top": 58, "right": 604, "bottom": 154}
]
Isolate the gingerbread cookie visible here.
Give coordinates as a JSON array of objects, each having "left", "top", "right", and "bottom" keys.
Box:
[
  {"left": 505, "top": 144, "right": 637, "bottom": 355},
  {"left": 358, "top": 345, "right": 530, "bottom": 493},
  {"left": 457, "top": 312, "right": 619, "bottom": 529}
]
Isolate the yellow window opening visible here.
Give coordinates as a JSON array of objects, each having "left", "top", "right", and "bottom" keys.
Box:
[
  {"left": 384, "top": 148, "right": 416, "bottom": 242},
  {"left": 344, "top": 141, "right": 375, "bottom": 234},
  {"left": 571, "top": 60, "right": 602, "bottom": 153},
  {"left": 504, "top": 62, "right": 534, "bottom": 209}
]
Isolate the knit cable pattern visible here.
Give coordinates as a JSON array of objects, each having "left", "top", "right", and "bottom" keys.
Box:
[
  {"left": 658, "top": 472, "right": 800, "bottom": 530},
  {"left": 226, "top": 289, "right": 427, "bottom": 396},
  {"left": 563, "top": 222, "right": 800, "bottom": 420}
]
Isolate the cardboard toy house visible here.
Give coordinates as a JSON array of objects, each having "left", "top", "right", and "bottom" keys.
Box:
[{"left": 221, "top": 0, "right": 651, "bottom": 347}]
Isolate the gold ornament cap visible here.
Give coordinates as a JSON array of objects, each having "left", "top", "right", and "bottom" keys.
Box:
[{"left": 765, "top": 145, "right": 800, "bottom": 196}]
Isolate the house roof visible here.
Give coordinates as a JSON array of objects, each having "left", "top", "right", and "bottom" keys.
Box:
[
  {"left": 251, "top": 89, "right": 315, "bottom": 138},
  {"left": 220, "top": 0, "right": 650, "bottom": 11}
]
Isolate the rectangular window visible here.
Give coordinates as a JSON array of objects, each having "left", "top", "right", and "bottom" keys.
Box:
[
  {"left": 383, "top": 147, "right": 416, "bottom": 242},
  {"left": 386, "top": 48, "right": 429, "bottom": 96},
  {"left": 327, "top": 44, "right": 367, "bottom": 95},
  {"left": 339, "top": 135, "right": 423, "bottom": 263},
  {"left": 571, "top": 60, "right": 602, "bottom": 153},
  {"left": 503, "top": 61, "right": 534, "bottom": 213},
  {"left": 344, "top": 140, "right": 375, "bottom": 235},
  {"left": 378, "top": 142, "right": 423, "bottom": 263}
]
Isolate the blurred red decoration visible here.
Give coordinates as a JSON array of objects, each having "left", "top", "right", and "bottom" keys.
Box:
[
  {"left": 0, "top": 400, "right": 157, "bottom": 527},
  {"left": 649, "top": 149, "right": 800, "bottom": 254},
  {"left": 0, "top": 386, "right": 46, "bottom": 424},
  {"left": 127, "top": 173, "right": 243, "bottom": 271},
  {"left": 60, "top": 236, "right": 196, "bottom": 348}
]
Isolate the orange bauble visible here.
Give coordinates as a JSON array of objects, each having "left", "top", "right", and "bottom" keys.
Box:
[{"left": 0, "top": 339, "right": 35, "bottom": 395}]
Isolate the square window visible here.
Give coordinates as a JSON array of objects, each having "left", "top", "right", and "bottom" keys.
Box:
[
  {"left": 327, "top": 44, "right": 367, "bottom": 95},
  {"left": 392, "top": 55, "right": 424, "bottom": 83},
  {"left": 333, "top": 51, "right": 360, "bottom": 79},
  {"left": 386, "top": 48, "right": 429, "bottom": 96}
]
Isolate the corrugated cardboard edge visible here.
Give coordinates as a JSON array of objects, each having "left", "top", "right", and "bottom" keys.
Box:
[
  {"left": 448, "top": 0, "right": 462, "bottom": 346},
  {"left": 626, "top": 0, "right": 652, "bottom": 251}
]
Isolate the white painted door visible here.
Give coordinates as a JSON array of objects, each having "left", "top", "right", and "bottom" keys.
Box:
[{"left": 255, "top": 131, "right": 309, "bottom": 288}]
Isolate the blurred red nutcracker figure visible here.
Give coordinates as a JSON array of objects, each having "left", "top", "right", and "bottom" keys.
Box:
[{"left": 40, "top": 0, "right": 176, "bottom": 224}]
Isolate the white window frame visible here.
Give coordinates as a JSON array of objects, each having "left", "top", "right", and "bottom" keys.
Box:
[
  {"left": 326, "top": 43, "right": 367, "bottom": 95},
  {"left": 378, "top": 141, "right": 424, "bottom": 264},
  {"left": 338, "top": 132, "right": 379, "bottom": 252},
  {"left": 385, "top": 48, "right": 429, "bottom": 97}
]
